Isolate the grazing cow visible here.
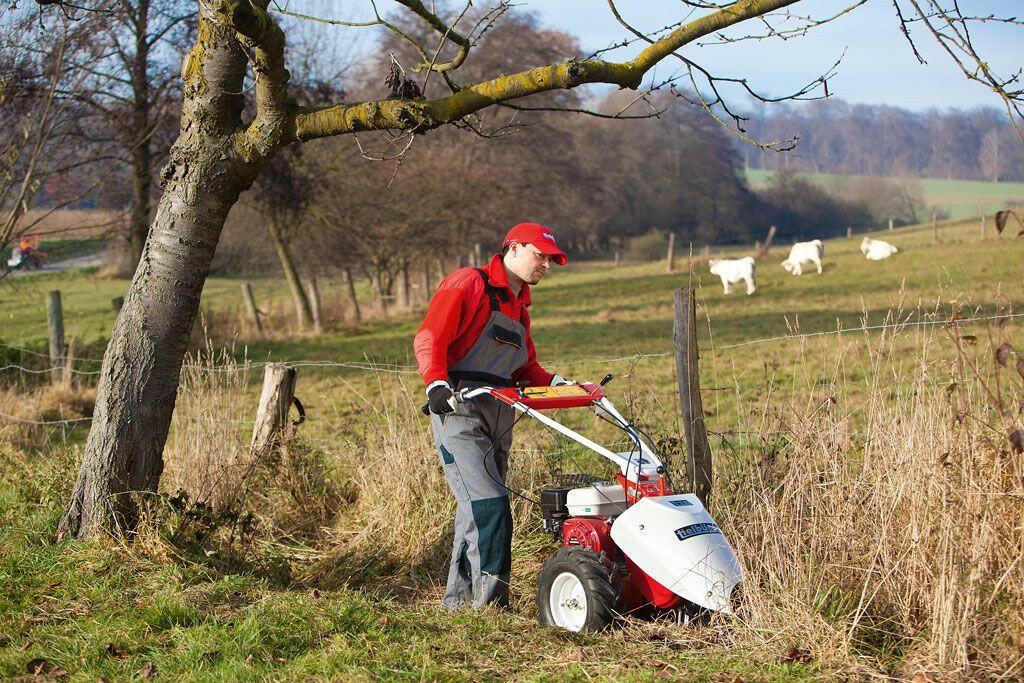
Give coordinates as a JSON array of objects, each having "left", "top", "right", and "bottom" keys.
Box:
[
  {"left": 860, "top": 236, "right": 898, "bottom": 260},
  {"left": 708, "top": 256, "right": 756, "bottom": 295},
  {"left": 781, "top": 239, "right": 824, "bottom": 275}
]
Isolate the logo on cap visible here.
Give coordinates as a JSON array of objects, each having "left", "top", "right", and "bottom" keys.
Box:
[{"left": 543, "top": 233, "right": 555, "bottom": 242}]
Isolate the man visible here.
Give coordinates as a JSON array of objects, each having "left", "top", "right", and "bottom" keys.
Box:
[{"left": 414, "top": 222, "right": 570, "bottom": 609}]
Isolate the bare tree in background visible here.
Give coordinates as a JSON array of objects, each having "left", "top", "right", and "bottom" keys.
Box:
[
  {"left": 32, "top": 0, "right": 1023, "bottom": 540},
  {"left": 979, "top": 128, "right": 1003, "bottom": 183},
  {"left": 0, "top": 9, "right": 103, "bottom": 268},
  {"left": 49, "top": 1, "right": 195, "bottom": 270}
]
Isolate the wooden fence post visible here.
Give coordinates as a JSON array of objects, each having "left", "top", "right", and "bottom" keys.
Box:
[
  {"left": 613, "top": 250, "right": 621, "bottom": 267},
  {"left": 474, "top": 243, "right": 483, "bottom": 269},
  {"left": 980, "top": 207, "right": 986, "bottom": 239},
  {"left": 343, "top": 268, "right": 361, "bottom": 323},
  {"left": 47, "top": 290, "right": 65, "bottom": 383},
  {"left": 673, "top": 287, "right": 712, "bottom": 506},
  {"left": 241, "top": 283, "right": 262, "bottom": 334},
  {"left": 251, "top": 364, "right": 298, "bottom": 455},
  {"left": 307, "top": 277, "right": 323, "bottom": 334},
  {"left": 754, "top": 225, "right": 776, "bottom": 260},
  {"left": 666, "top": 232, "right": 676, "bottom": 273},
  {"left": 846, "top": 226, "right": 852, "bottom": 238},
  {"left": 932, "top": 210, "right": 938, "bottom": 242},
  {"left": 888, "top": 217, "right": 894, "bottom": 231}
]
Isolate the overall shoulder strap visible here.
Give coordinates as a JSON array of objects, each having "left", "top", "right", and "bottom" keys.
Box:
[{"left": 474, "top": 268, "right": 506, "bottom": 312}]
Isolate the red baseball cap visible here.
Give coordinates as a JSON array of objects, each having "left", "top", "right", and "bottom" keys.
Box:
[{"left": 502, "top": 223, "right": 567, "bottom": 265}]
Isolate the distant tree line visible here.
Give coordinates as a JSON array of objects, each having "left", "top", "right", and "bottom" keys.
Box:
[{"left": 742, "top": 99, "right": 1024, "bottom": 182}]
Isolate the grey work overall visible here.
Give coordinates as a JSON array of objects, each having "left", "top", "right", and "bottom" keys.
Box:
[{"left": 430, "top": 268, "right": 529, "bottom": 609}]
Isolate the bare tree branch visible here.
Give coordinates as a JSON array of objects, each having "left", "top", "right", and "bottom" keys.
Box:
[{"left": 292, "top": 0, "right": 802, "bottom": 142}]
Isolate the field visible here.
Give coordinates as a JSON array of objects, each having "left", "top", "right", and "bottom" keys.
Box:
[
  {"left": 1, "top": 216, "right": 1023, "bottom": 680},
  {"left": 744, "top": 168, "right": 1024, "bottom": 220}
]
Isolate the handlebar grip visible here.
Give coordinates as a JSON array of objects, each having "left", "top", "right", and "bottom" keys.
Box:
[{"left": 420, "top": 402, "right": 430, "bottom": 416}]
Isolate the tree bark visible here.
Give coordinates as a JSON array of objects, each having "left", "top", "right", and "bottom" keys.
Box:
[
  {"left": 57, "top": 15, "right": 258, "bottom": 540},
  {"left": 343, "top": 267, "right": 361, "bottom": 323},
  {"left": 266, "top": 215, "right": 314, "bottom": 329}
]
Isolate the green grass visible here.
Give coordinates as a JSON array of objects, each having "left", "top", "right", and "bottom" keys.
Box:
[
  {"left": 744, "top": 168, "right": 1024, "bottom": 220},
  {"left": 0, "top": 451, "right": 817, "bottom": 681}
]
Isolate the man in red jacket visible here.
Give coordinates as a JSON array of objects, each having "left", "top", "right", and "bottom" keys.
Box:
[{"left": 414, "top": 222, "right": 570, "bottom": 609}]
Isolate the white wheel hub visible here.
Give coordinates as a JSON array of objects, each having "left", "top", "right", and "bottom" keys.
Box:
[{"left": 549, "top": 571, "right": 588, "bottom": 632}]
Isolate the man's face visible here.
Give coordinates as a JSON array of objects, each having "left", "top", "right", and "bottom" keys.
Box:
[{"left": 506, "top": 242, "right": 553, "bottom": 285}]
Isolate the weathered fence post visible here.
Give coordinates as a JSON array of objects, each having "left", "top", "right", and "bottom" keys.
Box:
[
  {"left": 251, "top": 364, "right": 298, "bottom": 455},
  {"left": 343, "top": 268, "right": 361, "bottom": 323},
  {"left": 241, "top": 283, "right": 262, "bottom": 334},
  {"left": 980, "top": 207, "right": 987, "bottom": 239},
  {"left": 753, "top": 225, "right": 776, "bottom": 261},
  {"left": 112, "top": 296, "right": 124, "bottom": 312},
  {"left": 673, "top": 287, "right": 712, "bottom": 506},
  {"left": 666, "top": 232, "right": 676, "bottom": 273},
  {"left": 474, "top": 243, "right": 483, "bottom": 269},
  {"left": 846, "top": 226, "right": 852, "bottom": 238},
  {"left": 613, "top": 250, "right": 621, "bottom": 267},
  {"left": 932, "top": 210, "right": 938, "bottom": 242},
  {"left": 307, "top": 277, "right": 323, "bottom": 334},
  {"left": 888, "top": 217, "right": 894, "bottom": 231},
  {"left": 47, "top": 290, "right": 65, "bottom": 383}
]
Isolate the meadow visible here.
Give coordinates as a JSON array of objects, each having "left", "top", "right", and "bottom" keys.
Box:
[
  {"left": 744, "top": 168, "right": 1024, "bottom": 221},
  {"left": 1, "top": 216, "right": 1023, "bottom": 680}
]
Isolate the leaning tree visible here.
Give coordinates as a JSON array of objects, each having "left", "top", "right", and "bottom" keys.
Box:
[{"left": 43, "top": 0, "right": 1024, "bottom": 539}]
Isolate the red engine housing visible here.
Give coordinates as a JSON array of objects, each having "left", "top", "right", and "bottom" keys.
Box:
[{"left": 560, "top": 511, "right": 680, "bottom": 611}]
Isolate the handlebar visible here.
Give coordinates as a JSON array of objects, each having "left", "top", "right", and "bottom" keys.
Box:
[{"left": 419, "top": 385, "right": 492, "bottom": 416}]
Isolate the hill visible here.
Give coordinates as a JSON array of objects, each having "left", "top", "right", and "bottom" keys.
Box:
[{"left": 745, "top": 168, "right": 1024, "bottom": 221}]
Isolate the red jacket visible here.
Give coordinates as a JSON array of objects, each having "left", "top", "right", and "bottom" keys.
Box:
[{"left": 414, "top": 254, "right": 553, "bottom": 387}]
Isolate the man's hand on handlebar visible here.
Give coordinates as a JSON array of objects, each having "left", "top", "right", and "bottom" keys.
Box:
[{"left": 427, "top": 382, "right": 457, "bottom": 415}]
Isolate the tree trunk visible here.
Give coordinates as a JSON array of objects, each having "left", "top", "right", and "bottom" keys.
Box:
[
  {"left": 58, "top": 16, "right": 256, "bottom": 540},
  {"left": 372, "top": 268, "right": 388, "bottom": 316},
  {"left": 127, "top": 0, "right": 152, "bottom": 270},
  {"left": 343, "top": 267, "right": 361, "bottom": 323},
  {"left": 266, "top": 215, "right": 313, "bottom": 329}
]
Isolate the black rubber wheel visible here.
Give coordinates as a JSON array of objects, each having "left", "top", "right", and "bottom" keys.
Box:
[{"left": 536, "top": 547, "right": 623, "bottom": 632}]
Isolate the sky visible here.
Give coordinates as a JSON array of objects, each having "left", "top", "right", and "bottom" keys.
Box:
[{"left": 307, "top": 0, "right": 1021, "bottom": 112}]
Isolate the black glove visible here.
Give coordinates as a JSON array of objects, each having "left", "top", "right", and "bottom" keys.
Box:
[{"left": 427, "top": 383, "right": 456, "bottom": 415}]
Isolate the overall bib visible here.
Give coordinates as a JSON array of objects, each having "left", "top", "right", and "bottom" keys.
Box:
[{"left": 430, "top": 269, "right": 529, "bottom": 609}]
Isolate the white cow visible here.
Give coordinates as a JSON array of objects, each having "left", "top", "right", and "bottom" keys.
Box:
[
  {"left": 708, "top": 256, "right": 756, "bottom": 295},
  {"left": 860, "top": 237, "right": 898, "bottom": 261},
  {"left": 781, "top": 239, "right": 824, "bottom": 275}
]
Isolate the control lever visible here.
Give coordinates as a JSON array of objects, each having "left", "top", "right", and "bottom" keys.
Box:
[{"left": 600, "top": 373, "right": 614, "bottom": 387}]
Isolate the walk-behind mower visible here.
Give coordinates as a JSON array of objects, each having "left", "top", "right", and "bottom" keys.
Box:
[{"left": 448, "top": 377, "right": 743, "bottom": 632}]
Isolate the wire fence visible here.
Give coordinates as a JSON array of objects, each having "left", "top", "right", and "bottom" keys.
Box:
[
  {"left": 3, "top": 310, "right": 1021, "bottom": 381},
  {"left": 2, "top": 309, "right": 1020, "bottom": 427}
]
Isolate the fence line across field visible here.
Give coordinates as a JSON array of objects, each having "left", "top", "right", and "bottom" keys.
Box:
[{"left": 3, "top": 311, "right": 1021, "bottom": 383}]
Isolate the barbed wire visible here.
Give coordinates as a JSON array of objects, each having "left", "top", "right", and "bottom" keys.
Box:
[
  {"left": 0, "top": 410, "right": 92, "bottom": 425},
  {"left": 2, "top": 312, "right": 1020, "bottom": 383},
  {"left": 0, "top": 363, "right": 102, "bottom": 376},
  {"left": 710, "top": 312, "right": 1024, "bottom": 351}
]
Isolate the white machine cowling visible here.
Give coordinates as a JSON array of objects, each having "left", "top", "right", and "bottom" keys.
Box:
[{"left": 610, "top": 494, "right": 742, "bottom": 612}]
